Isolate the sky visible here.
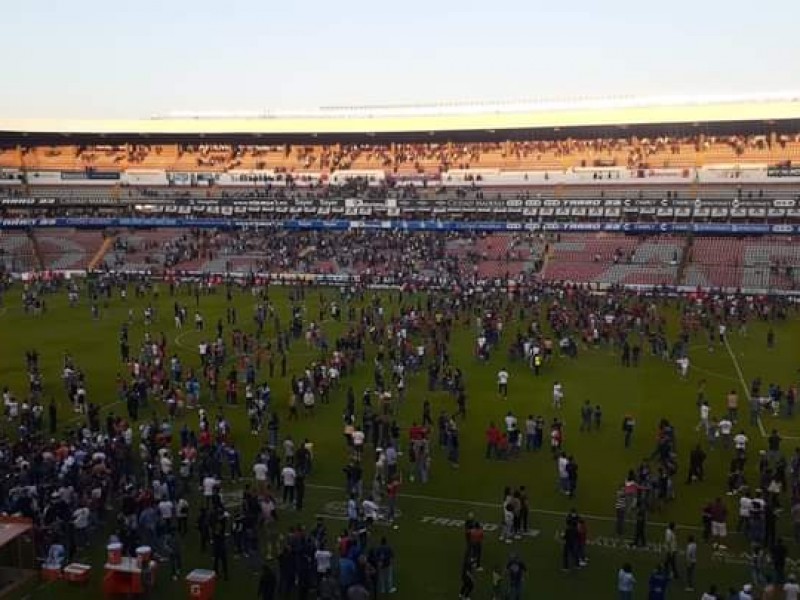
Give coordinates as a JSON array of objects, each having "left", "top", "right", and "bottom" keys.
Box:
[{"left": 1, "top": 0, "right": 799, "bottom": 119}]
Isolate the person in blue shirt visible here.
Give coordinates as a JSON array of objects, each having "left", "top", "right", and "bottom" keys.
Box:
[
  {"left": 505, "top": 554, "right": 526, "bottom": 600},
  {"left": 618, "top": 563, "right": 636, "bottom": 600},
  {"left": 648, "top": 564, "right": 670, "bottom": 600},
  {"left": 375, "top": 537, "right": 396, "bottom": 594},
  {"left": 338, "top": 556, "right": 356, "bottom": 597}
]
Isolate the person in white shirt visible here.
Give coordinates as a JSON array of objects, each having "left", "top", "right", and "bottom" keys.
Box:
[
  {"left": 552, "top": 382, "right": 564, "bottom": 409},
  {"left": 677, "top": 356, "right": 690, "bottom": 379},
  {"left": 784, "top": 574, "right": 800, "bottom": 600},
  {"left": 176, "top": 497, "right": 190, "bottom": 535},
  {"left": 738, "top": 583, "right": 754, "bottom": 600},
  {"left": 700, "top": 585, "right": 720, "bottom": 600},
  {"left": 315, "top": 547, "right": 333, "bottom": 575},
  {"left": 153, "top": 479, "right": 166, "bottom": 502},
  {"left": 253, "top": 461, "right": 268, "bottom": 491},
  {"left": 557, "top": 453, "right": 570, "bottom": 494},
  {"left": 697, "top": 402, "right": 710, "bottom": 434},
  {"left": 684, "top": 535, "right": 697, "bottom": 591},
  {"left": 202, "top": 475, "right": 218, "bottom": 508},
  {"left": 525, "top": 417, "right": 536, "bottom": 451},
  {"left": 663, "top": 523, "right": 678, "bottom": 579},
  {"left": 303, "top": 390, "right": 315, "bottom": 413},
  {"left": 160, "top": 453, "right": 173, "bottom": 476},
  {"left": 346, "top": 496, "right": 359, "bottom": 525},
  {"left": 73, "top": 505, "right": 90, "bottom": 547},
  {"left": 352, "top": 429, "right": 365, "bottom": 451},
  {"left": 281, "top": 463, "right": 296, "bottom": 505},
  {"left": 504, "top": 412, "right": 517, "bottom": 433},
  {"left": 328, "top": 366, "right": 340, "bottom": 385},
  {"left": 718, "top": 418, "right": 733, "bottom": 448},
  {"left": 362, "top": 497, "right": 379, "bottom": 523},
  {"left": 283, "top": 437, "right": 295, "bottom": 460},
  {"left": 158, "top": 498, "right": 175, "bottom": 524},
  {"left": 734, "top": 431, "right": 749, "bottom": 453},
  {"left": 500, "top": 501, "right": 514, "bottom": 543},
  {"left": 497, "top": 369, "right": 509, "bottom": 398},
  {"left": 738, "top": 494, "right": 752, "bottom": 532},
  {"left": 6, "top": 399, "right": 18, "bottom": 419}
]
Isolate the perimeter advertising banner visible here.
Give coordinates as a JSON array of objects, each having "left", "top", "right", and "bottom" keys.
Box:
[{"left": 0, "top": 218, "right": 797, "bottom": 235}]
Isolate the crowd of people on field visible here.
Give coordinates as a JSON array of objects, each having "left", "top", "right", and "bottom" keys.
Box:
[{"left": 0, "top": 270, "right": 799, "bottom": 599}]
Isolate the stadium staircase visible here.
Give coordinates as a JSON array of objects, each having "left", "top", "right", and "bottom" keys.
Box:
[
  {"left": 88, "top": 235, "right": 116, "bottom": 270},
  {"left": 27, "top": 230, "right": 45, "bottom": 270},
  {"left": 676, "top": 235, "right": 693, "bottom": 285},
  {"left": 539, "top": 240, "right": 554, "bottom": 275}
]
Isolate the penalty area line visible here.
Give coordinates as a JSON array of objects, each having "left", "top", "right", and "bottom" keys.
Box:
[
  {"left": 306, "top": 483, "right": 702, "bottom": 531},
  {"left": 722, "top": 337, "right": 799, "bottom": 439}
]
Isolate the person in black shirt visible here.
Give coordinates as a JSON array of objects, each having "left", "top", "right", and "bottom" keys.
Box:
[
  {"left": 768, "top": 430, "right": 782, "bottom": 459},
  {"left": 686, "top": 445, "right": 707, "bottom": 483},
  {"left": 48, "top": 398, "right": 57, "bottom": 434},
  {"left": 278, "top": 544, "right": 295, "bottom": 597},
  {"left": 562, "top": 518, "right": 579, "bottom": 571},
  {"left": 459, "top": 558, "right": 475, "bottom": 600},
  {"left": 211, "top": 517, "right": 228, "bottom": 580},
  {"left": 772, "top": 537, "right": 788, "bottom": 583}
]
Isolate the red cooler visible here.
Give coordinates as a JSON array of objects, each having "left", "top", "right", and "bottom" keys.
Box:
[
  {"left": 186, "top": 569, "right": 216, "bottom": 600},
  {"left": 40, "top": 566, "right": 61, "bottom": 582}
]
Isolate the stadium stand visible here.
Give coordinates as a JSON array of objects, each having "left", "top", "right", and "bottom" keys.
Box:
[
  {"left": 3, "top": 135, "right": 800, "bottom": 175},
  {"left": 684, "top": 236, "right": 800, "bottom": 290},
  {"left": 35, "top": 229, "right": 106, "bottom": 270},
  {"left": 0, "top": 231, "right": 37, "bottom": 272},
  {"left": 1, "top": 98, "right": 800, "bottom": 293},
  {"left": 541, "top": 234, "right": 683, "bottom": 286}
]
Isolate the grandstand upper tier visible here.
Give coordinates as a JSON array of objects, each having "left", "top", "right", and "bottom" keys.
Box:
[{"left": 1, "top": 94, "right": 800, "bottom": 189}]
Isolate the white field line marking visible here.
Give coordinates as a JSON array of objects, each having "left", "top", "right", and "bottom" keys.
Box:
[
  {"left": 67, "top": 399, "right": 126, "bottom": 425},
  {"left": 691, "top": 365, "right": 739, "bottom": 383},
  {"left": 306, "top": 483, "right": 702, "bottom": 531},
  {"left": 315, "top": 511, "right": 542, "bottom": 538},
  {"left": 174, "top": 331, "right": 193, "bottom": 351},
  {"left": 723, "top": 337, "right": 769, "bottom": 438}
]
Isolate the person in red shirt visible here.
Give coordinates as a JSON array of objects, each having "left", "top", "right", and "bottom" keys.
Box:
[
  {"left": 199, "top": 429, "right": 211, "bottom": 448},
  {"left": 409, "top": 422, "right": 426, "bottom": 441},
  {"left": 485, "top": 422, "right": 500, "bottom": 459},
  {"left": 338, "top": 530, "right": 352, "bottom": 557},
  {"left": 710, "top": 497, "right": 728, "bottom": 539},
  {"left": 386, "top": 475, "right": 401, "bottom": 529},
  {"left": 576, "top": 518, "right": 588, "bottom": 566},
  {"left": 466, "top": 520, "right": 485, "bottom": 571}
]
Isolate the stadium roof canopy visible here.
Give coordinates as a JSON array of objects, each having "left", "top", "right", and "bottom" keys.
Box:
[{"left": 2, "top": 93, "right": 800, "bottom": 144}]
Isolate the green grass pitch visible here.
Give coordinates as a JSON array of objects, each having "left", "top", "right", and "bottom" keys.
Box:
[{"left": 1, "top": 283, "right": 800, "bottom": 600}]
